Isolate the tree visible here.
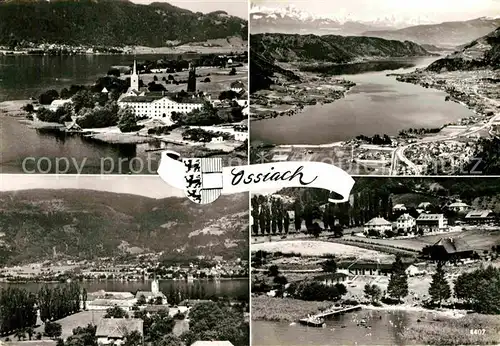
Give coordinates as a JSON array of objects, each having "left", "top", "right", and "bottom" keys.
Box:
[
  {"left": 147, "top": 311, "right": 175, "bottom": 342},
  {"left": 387, "top": 255, "right": 409, "bottom": 302},
  {"left": 44, "top": 322, "right": 62, "bottom": 339},
  {"left": 321, "top": 258, "right": 337, "bottom": 273},
  {"left": 104, "top": 306, "right": 128, "bottom": 319},
  {"left": 159, "top": 334, "right": 183, "bottom": 346},
  {"left": 294, "top": 200, "right": 302, "bottom": 232},
  {"left": 268, "top": 265, "right": 279, "bottom": 277},
  {"left": 284, "top": 211, "right": 290, "bottom": 234},
  {"left": 364, "top": 284, "right": 382, "bottom": 304},
  {"left": 428, "top": 261, "right": 451, "bottom": 307},
  {"left": 137, "top": 294, "right": 147, "bottom": 305},
  {"left": 39, "top": 89, "right": 59, "bottom": 105},
  {"left": 123, "top": 330, "right": 142, "bottom": 346},
  {"left": 180, "top": 302, "right": 248, "bottom": 346},
  {"left": 229, "top": 67, "right": 236, "bottom": 75},
  {"left": 251, "top": 195, "right": 260, "bottom": 235},
  {"left": 15, "top": 329, "right": 26, "bottom": 341},
  {"left": 118, "top": 106, "right": 140, "bottom": 133}
]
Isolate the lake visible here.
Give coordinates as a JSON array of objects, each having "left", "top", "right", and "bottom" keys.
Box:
[
  {"left": 251, "top": 57, "right": 477, "bottom": 145},
  {"left": 0, "top": 279, "right": 249, "bottom": 299},
  {"left": 252, "top": 309, "right": 425, "bottom": 346},
  {"left": 0, "top": 54, "right": 194, "bottom": 174}
]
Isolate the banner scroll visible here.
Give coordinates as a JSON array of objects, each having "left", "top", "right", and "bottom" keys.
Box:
[{"left": 157, "top": 151, "right": 355, "bottom": 204}]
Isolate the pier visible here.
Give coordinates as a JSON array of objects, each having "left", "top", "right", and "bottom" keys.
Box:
[{"left": 302, "top": 304, "right": 362, "bottom": 322}]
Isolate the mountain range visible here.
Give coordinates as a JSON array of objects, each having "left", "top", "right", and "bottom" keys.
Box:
[
  {"left": 362, "top": 17, "right": 500, "bottom": 49},
  {"left": 0, "top": 190, "right": 249, "bottom": 264},
  {"left": 250, "top": 5, "right": 500, "bottom": 48},
  {"left": 251, "top": 33, "right": 429, "bottom": 63},
  {"left": 250, "top": 33, "right": 429, "bottom": 93},
  {"left": 0, "top": 0, "right": 247, "bottom": 47},
  {"left": 426, "top": 26, "right": 500, "bottom": 72}
]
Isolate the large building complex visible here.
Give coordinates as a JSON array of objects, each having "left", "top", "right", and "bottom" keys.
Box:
[{"left": 117, "top": 60, "right": 205, "bottom": 125}]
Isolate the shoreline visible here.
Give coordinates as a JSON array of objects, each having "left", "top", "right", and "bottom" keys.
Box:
[
  {"left": 0, "top": 42, "right": 248, "bottom": 56},
  {"left": 251, "top": 69, "right": 496, "bottom": 153}
]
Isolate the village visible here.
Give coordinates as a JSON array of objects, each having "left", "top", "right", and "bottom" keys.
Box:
[{"left": 250, "top": 178, "right": 500, "bottom": 345}]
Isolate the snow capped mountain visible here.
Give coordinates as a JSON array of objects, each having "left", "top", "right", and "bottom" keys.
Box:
[{"left": 250, "top": 4, "right": 437, "bottom": 28}]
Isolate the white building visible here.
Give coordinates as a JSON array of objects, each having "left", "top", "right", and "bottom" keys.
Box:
[
  {"left": 396, "top": 213, "right": 416, "bottom": 232},
  {"left": 364, "top": 217, "right": 392, "bottom": 236},
  {"left": 416, "top": 214, "right": 448, "bottom": 233},
  {"left": 448, "top": 201, "right": 469, "bottom": 213},
  {"left": 96, "top": 318, "right": 143, "bottom": 345},
  {"left": 393, "top": 204, "right": 407, "bottom": 212},
  {"left": 117, "top": 60, "right": 205, "bottom": 124},
  {"left": 135, "top": 278, "right": 167, "bottom": 304},
  {"left": 48, "top": 99, "right": 72, "bottom": 112}
]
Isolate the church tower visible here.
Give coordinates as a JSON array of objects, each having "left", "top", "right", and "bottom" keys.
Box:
[
  {"left": 131, "top": 60, "right": 139, "bottom": 91},
  {"left": 187, "top": 62, "right": 196, "bottom": 93},
  {"left": 151, "top": 275, "right": 159, "bottom": 295}
]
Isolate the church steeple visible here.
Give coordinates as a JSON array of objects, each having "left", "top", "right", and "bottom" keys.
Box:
[{"left": 131, "top": 59, "right": 139, "bottom": 91}]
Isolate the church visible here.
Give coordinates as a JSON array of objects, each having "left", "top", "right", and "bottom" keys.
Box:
[{"left": 117, "top": 60, "right": 205, "bottom": 125}]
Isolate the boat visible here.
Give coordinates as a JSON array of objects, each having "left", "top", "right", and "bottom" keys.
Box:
[{"left": 299, "top": 316, "right": 326, "bottom": 328}]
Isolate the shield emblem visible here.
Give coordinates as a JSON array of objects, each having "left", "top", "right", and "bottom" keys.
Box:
[{"left": 183, "top": 157, "right": 223, "bottom": 204}]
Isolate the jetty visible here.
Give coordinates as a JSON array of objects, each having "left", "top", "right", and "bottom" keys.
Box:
[{"left": 300, "top": 305, "right": 362, "bottom": 326}]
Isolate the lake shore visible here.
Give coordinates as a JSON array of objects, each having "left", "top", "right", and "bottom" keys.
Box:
[{"left": 253, "top": 296, "right": 500, "bottom": 345}]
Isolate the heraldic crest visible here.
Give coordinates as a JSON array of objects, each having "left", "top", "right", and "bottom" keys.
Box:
[{"left": 183, "top": 157, "right": 223, "bottom": 204}]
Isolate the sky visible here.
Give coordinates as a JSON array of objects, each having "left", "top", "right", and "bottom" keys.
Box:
[
  {"left": 251, "top": 0, "right": 500, "bottom": 22},
  {"left": 0, "top": 175, "right": 184, "bottom": 199},
  {"left": 131, "top": 0, "right": 248, "bottom": 19}
]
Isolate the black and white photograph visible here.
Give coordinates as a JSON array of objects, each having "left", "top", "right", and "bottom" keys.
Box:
[
  {"left": 249, "top": 0, "right": 500, "bottom": 175},
  {"left": 251, "top": 178, "right": 500, "bottom": 345},
  {"left": 0, "top": 174, "right": 249, "bottom": 346},
  {"left": 0, "top": 0, "right": 249, "bottom": 175}
]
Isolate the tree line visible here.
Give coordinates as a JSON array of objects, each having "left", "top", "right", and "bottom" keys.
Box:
[{"left": 0, "top": 283, "right": 84, "bottom": 336}]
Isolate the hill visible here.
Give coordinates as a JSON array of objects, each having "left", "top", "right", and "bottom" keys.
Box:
[
  {"left": 362, "top": 17, "right": 500, "bottom": 49},
  {"left": 0, "top": 0, "right": 247, "bottom": 47},
  {"left": 251, "top": 33, "right": 429, "bottom": 63},
  {"left": 0, "top": 189, "right": 249, "bottom": 264},
  {"left": 426, "top": 27, "right": 500, "bottom": 72}
]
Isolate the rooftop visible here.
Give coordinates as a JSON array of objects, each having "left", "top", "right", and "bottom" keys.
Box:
[
  {"left": 416, "top": 214, "right": 445, "bottom": 221},
  {"left": 192, "top": 342, "right": 234, "bottom": 346},
  {"left": 96, "top": 318, "right": 143, "bottom": 339},
  {"left": 433, "top": 237, "right": 471, "bottom": 254},
  {"left": 365, "top": 217, "right": 391, "bottom": 226},
  {"left": 465, "top": 209, "right": 494, "bottom": 218},
  {"left": 119, "top": 92, "right": 205, "bottom": 104},
  {"left": 397, "top": 213, "right": 415, "bottom": 221}
]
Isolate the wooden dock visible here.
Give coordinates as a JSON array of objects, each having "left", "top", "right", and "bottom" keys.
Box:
[{"left": 309, "top": 305, "right": 363, "bottom": 320}]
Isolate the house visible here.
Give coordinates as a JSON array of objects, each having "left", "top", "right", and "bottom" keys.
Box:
[
  {"left": 192, "top": 341, "right": 234, "bottom": 346},
  {"left": 96, "top": 318, "right": 143, "bottom": 345},
  {"left": 364, "top": 217, "right": 392, "bottom": 236},
  {"left": 448, "top": 201, "right": 469, "bottom": 213},
  {"left": 418, "top": 202, "right": 432, "bottom": 210},
  {"left": 314, "top": 272, "right": 349, "bottom": 286},
  {"left": 87, "top": 298, "right": 136, "bottom": 311},
  {"left": 393, "top": 204, "right": 407, "bottom": 212},
  {"left": 464, "top": 210, "right": 495, "bottom": 224},
  {"left": 395, "top": 213, "right": 416, "bottom": 232},
  {"left": 338, "top": 263, "right": 395, "bottom": 276},
  {"left": 422, "top": 237, "right": 474, "bottom": 261},
  {"left": 416, "top": 214, "right": 448, "bottom": 233},
  {"left": 230, "top": 80, "right": 245, "bottom": 94},
  {"left": 48, "top": 99, "right": 72, "bottom": 112},
  {"left": 101, "top": 87, "right": 109, "bottom": 93},
  {"left": 405, "top": 264, "right": 422, "bottom": 276},
  {"left": 211, "top": 136, "right": 224, "bottom": 143}
]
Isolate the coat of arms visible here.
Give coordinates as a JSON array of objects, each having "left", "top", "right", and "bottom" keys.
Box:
[{"left": 183, "top": 157, "right": 223, "bottom": 204}]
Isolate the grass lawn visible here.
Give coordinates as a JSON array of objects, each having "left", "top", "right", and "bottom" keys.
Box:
[
  {"left": 251, "top": 240, "right": 393, "bottom": 261},
  {"left": 252, "top": 295, "right": 331, "bottom": 322},
  {"left": 33, "top": 311, "right": 106, "bottom": 340}
]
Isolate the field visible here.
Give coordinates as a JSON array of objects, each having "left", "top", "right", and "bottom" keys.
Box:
[
  {"left": 251, "top": 240, "right": 393, "bottom": 261},
  {"left": 252, "top": 295, "right": 331, "bottom": 322},
  {"left": 343, "top": 228, "right": 500, "bottom": 252},
  {"left": 133, "top": 65, "right": 248, "bottom": 94},
  {"left": 403, "top": 313, "right": 500, "bottom": 345}
]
